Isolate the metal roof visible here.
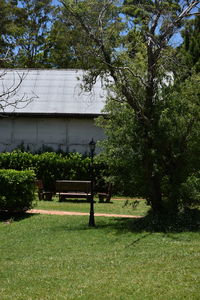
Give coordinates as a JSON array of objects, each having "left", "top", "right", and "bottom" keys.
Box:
[{"left": 0, "top": 69, "right": 107, "bottom": 115}]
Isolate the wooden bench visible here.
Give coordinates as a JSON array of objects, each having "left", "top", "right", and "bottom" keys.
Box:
[
  {"left": 35, "top": 180, "right": 53, "bottom": 201},
  {"left": 56, "top": 180, "right": 91, "bottom": 202}
]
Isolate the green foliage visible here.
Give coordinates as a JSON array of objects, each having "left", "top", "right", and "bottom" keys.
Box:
[
  {"left": 0, "top": 151, "right": 92, "bottom": 191},
  {"left": 1, "top": 0, "right": 199, "bottom": 214},
  {"left": 181, "top": 15, "right": 200, "bottom": 73},
  {"left": 96, "top": 100, "right": 143, "bottom": 196},
  {"left": 97, "top": 72, "right": 200, "bottom": 209},
  {"left": 33, "top": 152, "right": 91, "bottom": 190},
  {"left": 61, "top": 0, "right": 124, "bottom": 70},
  {"left": 180, "top": 173, "right": 200, "bottom": 209},
  {"left": 14, "top": 0, "right": 55, "bottom": 68},
  {"left": 0, "top": 169, "right": 36, "bottom": 212},
  {"left": 0, "top": 150, "right": 34, "bottom": 170},
  {"left": 159, "top": 73, "right": 200, "bottom": 210},
  {"left": 61, "top": 0, "right": 199, "bottom": 213},
  {"left": 43, "top": 19, "right": 81, "bottom": 68},
  {"left": 0, "top": 0, "right": 22, "bottom": 66}
]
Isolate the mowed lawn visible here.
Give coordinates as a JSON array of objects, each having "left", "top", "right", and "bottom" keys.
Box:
[
  {"left": 35, "top": 197, "right": 147, "bottom": 216},
  {"left": 0, "top": 199, "right": 199, "bottom": 300}
]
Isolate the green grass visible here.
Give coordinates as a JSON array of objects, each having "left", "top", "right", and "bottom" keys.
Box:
[
  {"left": 35, "top": 196, "right": 148, "bottom": 216},
  {"left": 0, "top": 210, "right": 199, "bottom": 300}
]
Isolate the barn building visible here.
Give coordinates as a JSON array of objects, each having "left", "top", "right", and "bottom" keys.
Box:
[{"left": 0, "top": 69, "right": 107, "bottom": 154}]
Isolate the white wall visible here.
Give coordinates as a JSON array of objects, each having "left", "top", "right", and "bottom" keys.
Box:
[{"left": 0, "top": 116, "right": 105, "bottom": 154}]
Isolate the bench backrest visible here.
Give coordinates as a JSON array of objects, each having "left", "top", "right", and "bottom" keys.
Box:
[
  {"left": 56, "top": 180, "right": 91, "bottom": 194},
  {"left": 35, "top": 179, "right": 44, "bottom": 190}
]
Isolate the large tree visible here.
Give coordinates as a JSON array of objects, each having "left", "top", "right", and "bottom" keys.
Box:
[
  {"left": 13, "top": 0, "right": 55, "bottom": 68},
  {"left": 43, "top": 18, "right": 81, "bottom": 68},
  {"left": 181, "top": 14, "right": 200, "bottom": 72},
  {"left": 61, "top": 0, "right": 200, "bottom": 213},
  {"left": 0, "top": 0, "right": 22, "bottom": 67}
]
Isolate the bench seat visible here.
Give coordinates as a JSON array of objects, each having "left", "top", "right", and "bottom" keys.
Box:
[
  {"left": 56, "top": 180, "right": 91, "bottom": 202},
  {"left": 58, "top": 192, "right": 91, "bottom": 197}
]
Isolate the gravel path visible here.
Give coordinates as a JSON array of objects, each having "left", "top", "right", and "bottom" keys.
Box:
[{"left": 27, "top": 209, "right": 143, "bottom": 219}]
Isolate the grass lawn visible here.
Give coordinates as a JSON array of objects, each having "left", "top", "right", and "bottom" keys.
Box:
[
  {"left": 35, "top": 196, "right": 148, "bottom": 216},
  {"left": 0, "top": 202, "right": 199, "bottom": 300}
]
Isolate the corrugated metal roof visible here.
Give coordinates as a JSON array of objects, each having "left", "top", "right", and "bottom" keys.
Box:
[{"left": 0, "top": 69, "right": 107, "bottom": 115}]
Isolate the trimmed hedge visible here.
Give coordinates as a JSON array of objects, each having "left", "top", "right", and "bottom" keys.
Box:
[
  {"left": 34, "top": 152, "right": 91, "bottom": 191},
  {"left": 0, "top": 169, "right": 36, "bottom": 212},
  {"left": 0, "top": 151, "right": 107, "bottom": 192}
]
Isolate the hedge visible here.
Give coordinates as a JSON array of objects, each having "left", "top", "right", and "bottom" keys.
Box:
[
  {"left": 0, "top": 151, "right": 108, "bottom": 192},
  {"left": 0, "top": 169, "right": 36, "bottom": 212}
]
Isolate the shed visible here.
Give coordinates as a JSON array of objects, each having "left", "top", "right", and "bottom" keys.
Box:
[{"left": 0, "top": 69, "right": 107, "bottom": 154}]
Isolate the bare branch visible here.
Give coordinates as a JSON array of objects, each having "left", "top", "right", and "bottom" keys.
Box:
[
  {"left": 160, "top": 1, "right": 200, "bottom": 44},
  {"left": 0, "top": 70, "right": 37, "bottom": 114}
]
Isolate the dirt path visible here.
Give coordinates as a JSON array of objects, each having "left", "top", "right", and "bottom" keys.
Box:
[{"left": 27, "top": 209, "right": 143, "bottom": 219}]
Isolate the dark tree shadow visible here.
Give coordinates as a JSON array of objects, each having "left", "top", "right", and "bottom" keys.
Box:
[
  {"left": 101, "top": 208, "right": 200, "bottom": 234},
  {"left": 48, "top": 208, "right": 200, "bottom": 235},
  {"left": 0, "top": 211, "right": 35, "bottom": 223}
]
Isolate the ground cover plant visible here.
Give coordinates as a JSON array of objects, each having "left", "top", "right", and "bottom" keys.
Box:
[{"left": 0, "top": 206, "right": 199, "bottom": 300}]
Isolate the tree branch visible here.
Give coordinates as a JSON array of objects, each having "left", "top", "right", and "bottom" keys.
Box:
[{"left": 0, "top": 70, "right": 37, "bottom": 113}]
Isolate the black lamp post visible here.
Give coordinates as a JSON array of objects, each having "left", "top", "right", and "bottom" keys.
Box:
[{"left": 88, "top": 138, "right": 96, "bottom": 227}]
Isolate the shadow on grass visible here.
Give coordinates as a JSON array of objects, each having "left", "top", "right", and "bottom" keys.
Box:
[
  {"left": 51, "top": 208, "right": 199, "bottom": 235},
  {"left": 59, "top": 199, "right": 90, "bottom": 203},
  {"left": 46, "top": 207, "right": 200, "bottom": 234},
  {"left": 105, "top": 208, "right": 200, "bottom": 233},
  {"left": 0, "top": 211, "right": 35, "bottom": 223}
]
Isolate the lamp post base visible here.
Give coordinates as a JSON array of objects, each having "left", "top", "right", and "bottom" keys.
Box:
[{"left": 89, "top": 211, "right": 95, "bottom": 227}]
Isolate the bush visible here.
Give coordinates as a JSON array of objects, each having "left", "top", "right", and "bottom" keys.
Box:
[
  {"left": 0, "top": 150, "right": 34, "bottom": 170},
  {"left": 180, "top": 173, "right": 200, "bottom": 209},
  {"left": 33, "top": 152, "right": 91, "bottom": 191},
  {"left": 0, "top": 151, "right": 105, "bottom": 191},
  {"left": 0, "top": 150, "right": 112, "bottom": 193},
  {"left": 0, "top": 169, "right": 36, "bottom": 213}
]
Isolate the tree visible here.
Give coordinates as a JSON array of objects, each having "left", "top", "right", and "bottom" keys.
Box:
[
  {"left": 61, "top": 0, "right": 200, "bottom": 213},
  {"left": 42, "top": 19, "right": 81, "bottom": 68},
  {"left": 0, "top": 0, "right": 22, "bottom": 67},
  {"left": 181, "top": 14, "right": 200, "bottom": 72},
  {"left": 14, "top": 0, "right": 55, "bottom": 68},
  {"left": 97, "top": 72, "right": 200, "bottom": 209}
]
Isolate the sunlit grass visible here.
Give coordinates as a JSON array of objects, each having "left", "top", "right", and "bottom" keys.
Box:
[
  {"left": 0, "top": 213, "right": 199, "bottom": 300},
  {"left": 35, "top": 196, "right": 148, "bottom": 216}
]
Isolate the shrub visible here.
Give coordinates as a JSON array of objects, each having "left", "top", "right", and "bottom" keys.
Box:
[
  {"left": 0, "top": 151, "right": 108, "bottom": 193},
  {"left": 180, "top": 173, "right": 200, "bottom": 209},
  {"left": 0, "top": 169, "right": 36, "bottom": 212},
  {"left": 33, "top": 152, "right": 91, "bottom": 191},
  {"left": 0, "top": 150, "right": 34, "bottom": 170}
]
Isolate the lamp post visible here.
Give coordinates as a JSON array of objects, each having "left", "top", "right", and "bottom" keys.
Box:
[{"left": 88, "top": 138, "right": 96, "bottom": 227}]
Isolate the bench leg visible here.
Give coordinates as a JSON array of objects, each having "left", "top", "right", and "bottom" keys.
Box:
[
  {"left": 59, "top": 195, "right": 65, "bottom": 202},
  {"left": 105, "top": 195, "right": 111, "bottom": 203},
  {"left": 44, "top": 193, "right": 53, "bottom": 201},
  {"left": 38, "top": 192, "right": 43, "bottom": 201},
  {"left": 98, "top": 194, "right": 105, "bottom": 203},
  {"left": 87, "top": 195, "right": 92, "bottom": 202}
]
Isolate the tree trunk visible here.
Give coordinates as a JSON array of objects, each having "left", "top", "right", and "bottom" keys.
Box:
[
  {"left": 143, "top": 144, "right": 163, "bottom": 214},
  {"left": 142, "top": 43, "right": 164, "bottom": 214}
]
